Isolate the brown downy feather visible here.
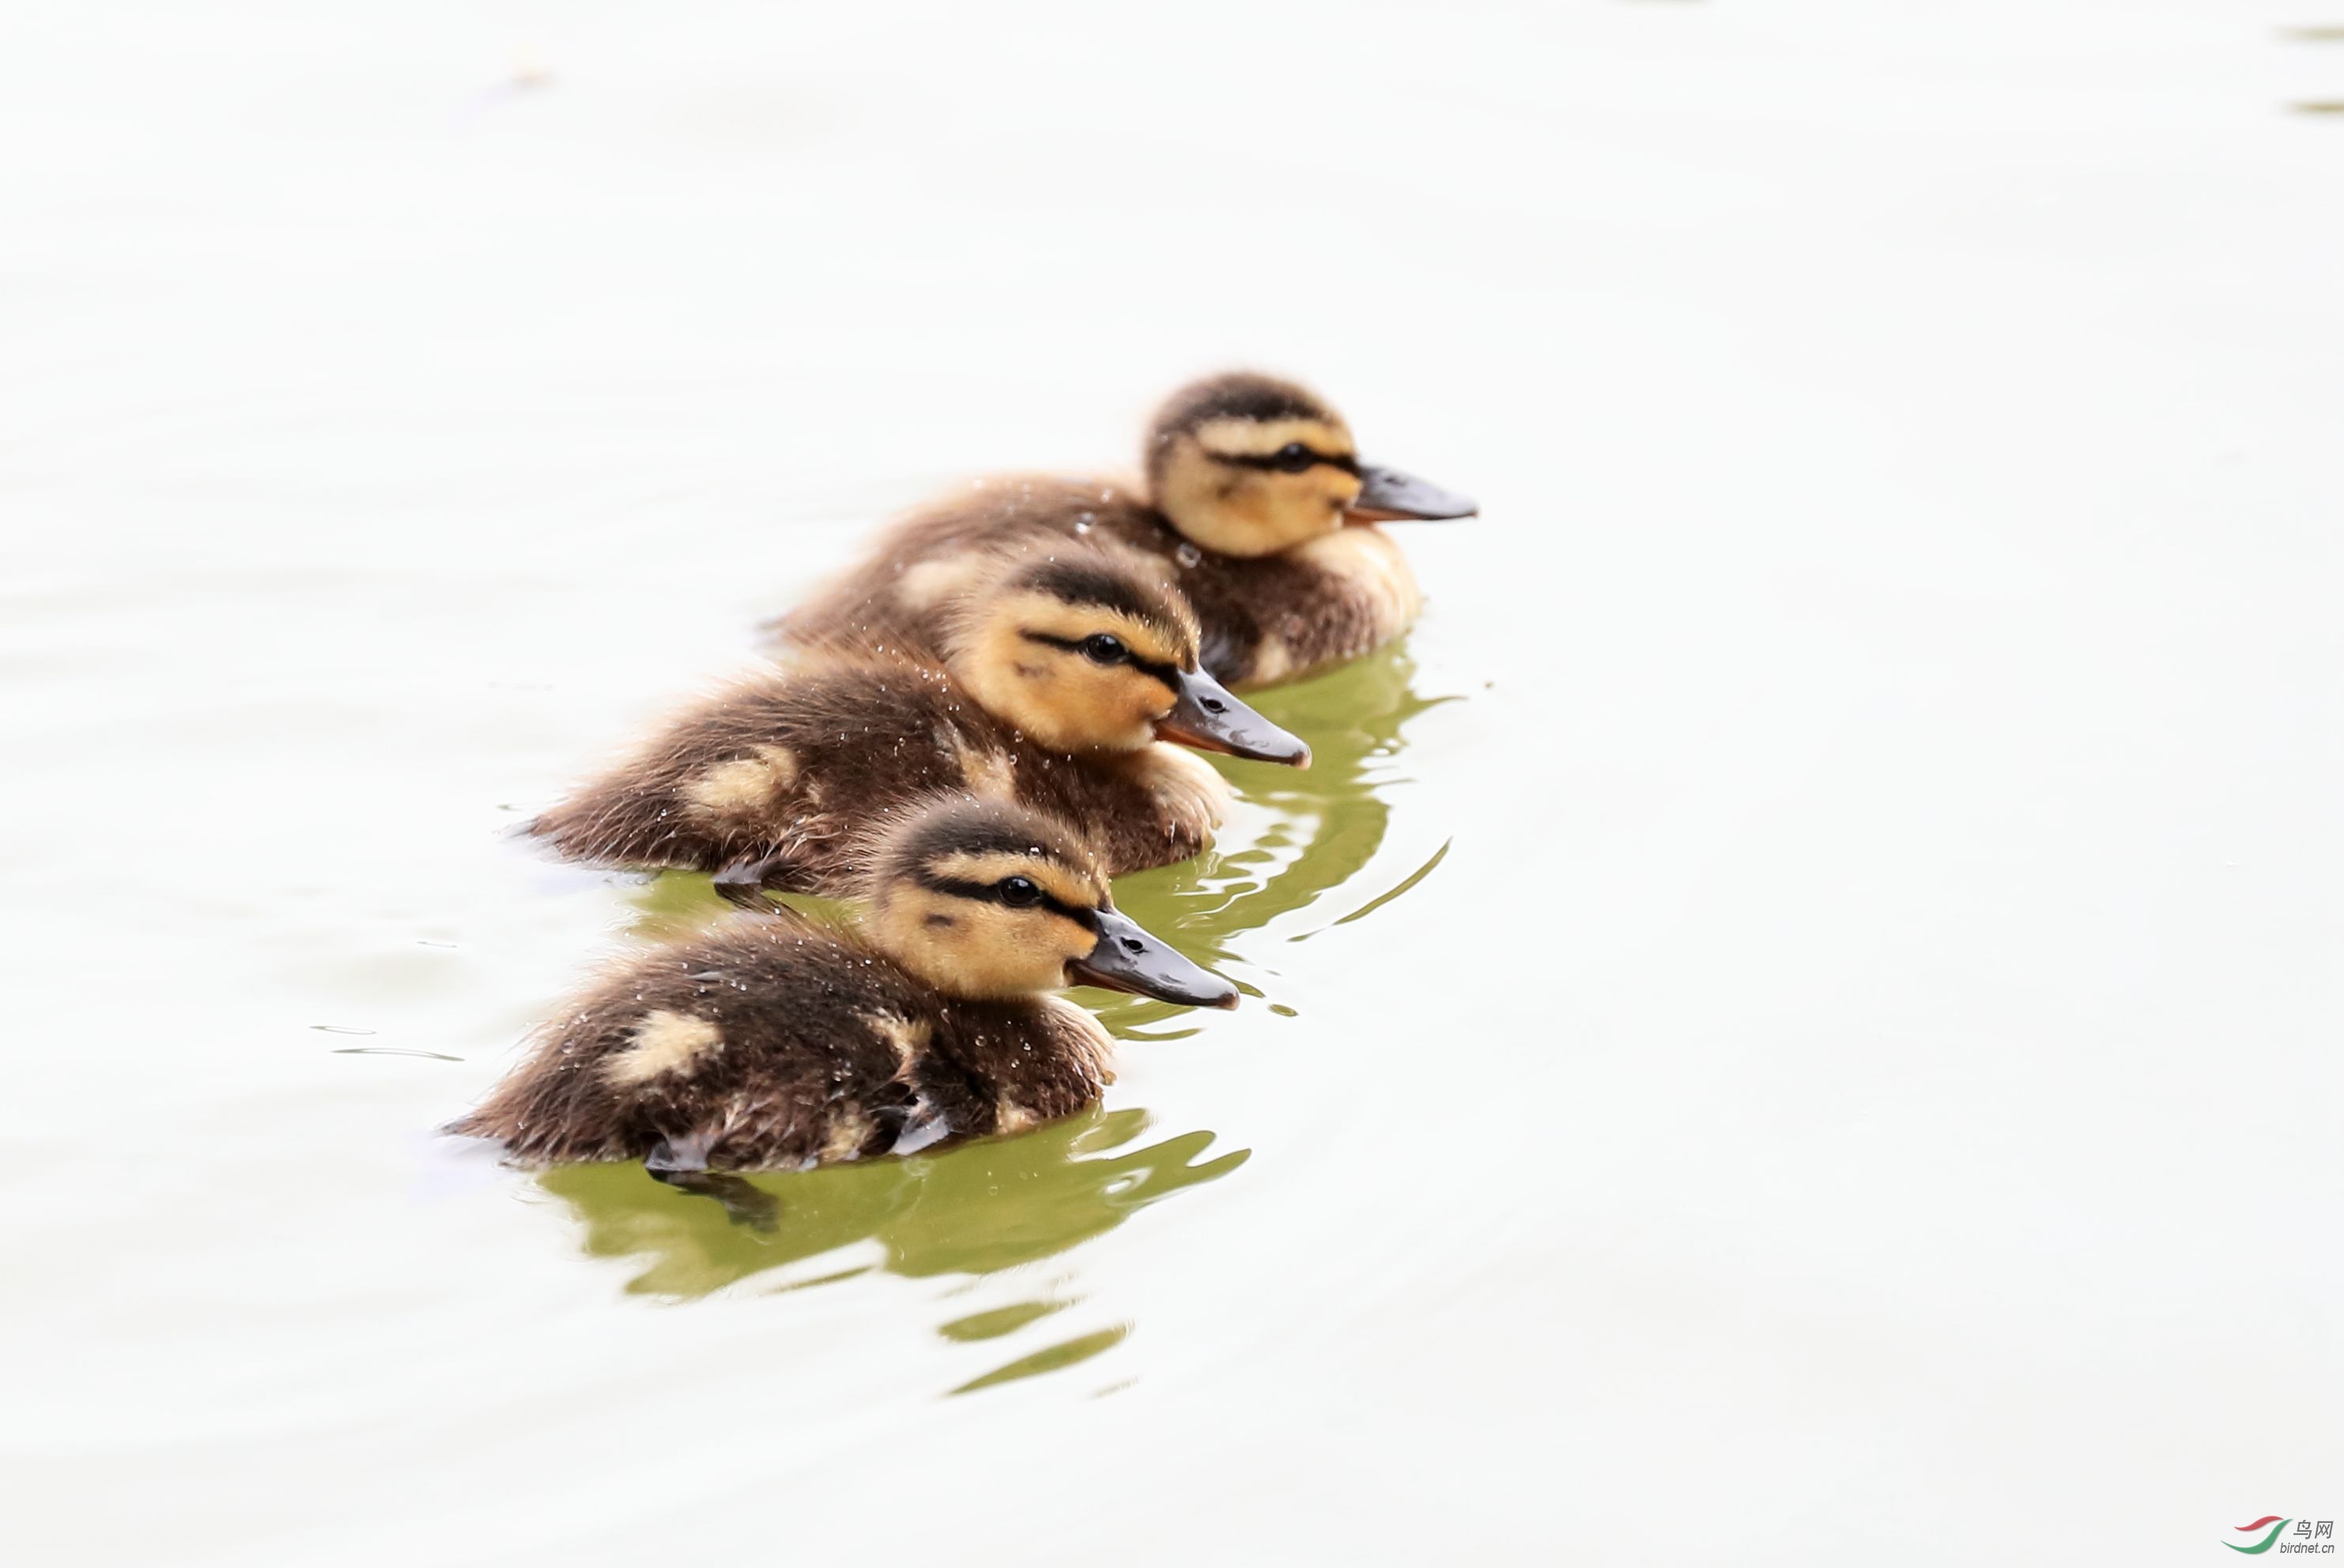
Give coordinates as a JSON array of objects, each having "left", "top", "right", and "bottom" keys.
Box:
[
  {"left": 772, "top": 473, "right": 1411, "bottom": 689},
  {"left": 526, "top": 653, "right": 1222, "bottom": 891},
  {"left": 448, "top": 901, "right": 1112, "bottom": 1170}
]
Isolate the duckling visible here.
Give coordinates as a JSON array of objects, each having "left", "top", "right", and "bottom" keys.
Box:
[
  {"left": 773, "top": 371, "right": 1476, "bottom": 688},
  {"left": 452, "top": 797, "right": 1236, "bottom": 1200},
  {"left": 528, "top": 540, "right": 1309, "bottom": 904}
]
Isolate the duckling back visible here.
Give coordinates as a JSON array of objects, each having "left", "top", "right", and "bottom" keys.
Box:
[
  {"left": 450, "top": 913, "right": 1112, "bottom": 1170},
  {"left": 526, "top": 658, "right": 985, "bottom": 892},
  {"left": 526, "top": 651, "right": 1231, "bottom": 891},
  {"left": 772, "top": 473, "right": 1422, "bottom": 689},
  {"left": 776, "top": 475, "right": 1165, "bottom": 665}
]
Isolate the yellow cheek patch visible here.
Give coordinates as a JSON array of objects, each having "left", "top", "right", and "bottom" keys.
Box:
[
  {"left": 953, "top": 597, "right": 1087, "bottom": 743},
  {"left": 1048, "top": 663, "right": 1181, "bottom": 752},
  {"left": 1155, "top": 431, "right": 1352, "bottom": 558},
  {"left": 878, "top": 887, "right": 1093, "bottom": 999},
  {"left": 1104, "top": 662, "right": 1177, "bottom": 722},
  {"left": 952, "top": 594, "right": 1177, "bottom": 752},
  {"left": 1316, "top": 466, "right": 1365, "bottom": 511},
  {"left": 604, "top": 1011, "right": 725, "bottom": 1088}
]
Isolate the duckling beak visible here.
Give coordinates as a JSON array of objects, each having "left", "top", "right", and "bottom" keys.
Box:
[
  {"left": 1157, "top": 665, "right": 1312, "bottom": 767},
  {"left": 1067, "top": 908, "right": 1240, "bottom": 1009},
  {"left": 1346, "top": 463, "right": 1478, "bottom": 523}
]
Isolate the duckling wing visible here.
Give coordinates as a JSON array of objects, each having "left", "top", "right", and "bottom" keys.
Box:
[
  {"left": 526, "top": 662, "right": 984, "bottom": 894},
  {"left": 770, "top": 477, "right": 1160, "bottom": 658},
  {"left": 457, "top": 920, "right": 948, "bottom": 1170}
]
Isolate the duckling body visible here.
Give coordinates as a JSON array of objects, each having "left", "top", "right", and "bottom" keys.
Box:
[
  {"left": 447, "top": 911, "right": 1114, "bottom": 1170},
  {"left": 775, "top": 373, "right": 1474, "bottom": 689},
  {"left": 455, "top": 799, "right": 1236, "bottom": 1176},
  {"left": 527, "top": 656, "right": 1231, "bottom": 891},
  {"left": 529, "top": 541, "right": 1306, "bottom": 899},
  {"left": 780, "top": 476, "right": 1422, "bottom": 689}
]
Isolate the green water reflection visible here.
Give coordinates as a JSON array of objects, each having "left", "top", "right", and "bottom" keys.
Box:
[
  {"left": 1086, "top": 643, "right": 1454, "bottom": 1035},
  {"left": 547, "top": 642, "right": 1451, "bottom": 1390},
  {"left": 538, "top": 1107, "right": 1242, "bottom": 1386},
  {"left": 541, "top": 1106, "right": 1244, "bottom": 1295}
]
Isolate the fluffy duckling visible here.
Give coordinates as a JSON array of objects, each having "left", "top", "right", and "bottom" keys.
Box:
[
  {"left": 529, "top": 541, "right": 1309, "bottom": 903},
  {"left": 774, "top": 371, "right": 1475, "bottom": 688},
  {"left": 454, "top": 798, "right": 1236, "bottom": 1193}
]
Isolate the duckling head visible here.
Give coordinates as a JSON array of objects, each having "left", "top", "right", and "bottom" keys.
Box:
[
  {"left": 945, "top": 544, "right": 1310, "bottom": 765},
  {"left": 1144, "top": 371, "right": 1478, "bottom": 558},
  {"left": 864, "top": 797, "right": 1238, "bottom": 1007}
]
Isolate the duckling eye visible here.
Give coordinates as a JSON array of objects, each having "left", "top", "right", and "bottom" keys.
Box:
[
  {"left": 1274, "top": 442, "right": 1315, "bottom": 473},
  {"left": 997, "top": 876, "right": 1043, "bottom": 908},
  {"left": 1080, "top": 633, "right": 1126, "bottom": 665}
]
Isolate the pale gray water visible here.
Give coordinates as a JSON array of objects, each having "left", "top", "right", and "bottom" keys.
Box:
[{"left": 5, "top": 2, "right": 2341, "bottom": 1562}]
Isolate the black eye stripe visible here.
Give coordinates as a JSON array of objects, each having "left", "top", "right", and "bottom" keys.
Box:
[
  {"left": 1128, "top": 653, "right": 1185, "bottom": 691},
  {"left": 1207, "top": 448, "right": 1361, "bottom": 475},
  {"left": 1021, "top": 631, "right": 1187, "bottom": 694},
  {"left": 917, "top": 873, "right": 1097, "bottom": 929}
]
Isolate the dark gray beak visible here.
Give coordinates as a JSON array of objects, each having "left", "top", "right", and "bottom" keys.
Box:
[
  {"left": 1157, "top": 664, "right": 1312, "bottom": 767},
  {"left": 1346, "top": 463, "right": 1478, "bottom": 522},
  {"left": 1066, "top": 907, "right": 1240, "bottom": 1009}
]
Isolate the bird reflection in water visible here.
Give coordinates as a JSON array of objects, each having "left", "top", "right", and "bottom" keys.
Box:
[
  {"left": 536, "top": 1107, "right": 1242, "bottom": 1391},
  {"left": 541, "top": 1103, "right": 1235, "bottom": 1262}
]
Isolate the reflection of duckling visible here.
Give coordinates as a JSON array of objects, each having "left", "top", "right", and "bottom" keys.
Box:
[
  {"left": 453, "top": 799, "right": 1235, "bottom": 1208},
  {"left": 538, "top": 1106, "right": 1248, "bottom": 1300},
  {"left": 775, "top": 371, "right": 1475, "bottom": 688},
  {"left": 530, "top": 542, "right": 1308, "bottom": 904}
]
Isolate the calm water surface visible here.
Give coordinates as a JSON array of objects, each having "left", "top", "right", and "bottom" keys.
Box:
[{"left": 7, "top": 1, "right": 2342, "bottom": 1562}]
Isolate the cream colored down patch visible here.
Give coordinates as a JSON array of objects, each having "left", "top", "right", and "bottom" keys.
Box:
[
  {"left": 953, "top": 740, "right": 1019, "bottom": 801},
  {"left": 681, "top": 745, "right": 798, "bottom": 820},
  {"left": 1040, "top": 993, "right": 1116, "bottom": 1085},
  {"left": 894, "top": 552, "right": 991, "bottom": 612},
  {"left": 603, "top": 1010, "right": 725, "bottom": 1088},
  {"left": 1129, "top": 743, "right": 1232, "bottom": 832},
  {"left": 1294, "top": 526, "right": 1423, "bottom": 637},
  {"left": 819, "top": 1107, "right": 876, "bottom": 1163},
  {"left": 866, "top": 1012, "right": 931, "bottom": 1081},
  {"left": 1247, "top": 633, "right": 1296, "bottom": 686}
]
